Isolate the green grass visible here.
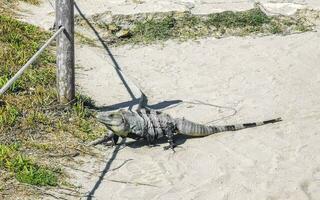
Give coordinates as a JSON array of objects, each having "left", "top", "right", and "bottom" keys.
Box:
[
  {"left": 0, "top": 104, "right": 20, "bottom": 126},
  {"left": 133, "top": 16, "right": 176, "bottom": 42},
  {"left": 0, "top": 144, "right": 58, "bottom": 186},
  {"left": 83, "top": 8, "right": 313, "bottom": 45},
  {"left": 206, "top": 9, "right": 270, "bottom": 28}
]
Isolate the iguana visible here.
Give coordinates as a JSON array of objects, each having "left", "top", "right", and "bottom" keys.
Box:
[{"left": 91, "top": 108, "right": 282, "bottom": 150}]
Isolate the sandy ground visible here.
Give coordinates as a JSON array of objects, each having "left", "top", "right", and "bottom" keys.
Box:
[
  {"left": 73, "top": 29, "right": 320, "bottom": 200},
  {"left": 17, "top": 1, "right": 320, "bottom": 200},
  {"left": 17, "top": 0, "right": 318, "bottom": 30}
]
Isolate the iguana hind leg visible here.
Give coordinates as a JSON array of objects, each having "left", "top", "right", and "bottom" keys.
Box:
[
  {"left": 163, "top": 136, "right": 176, "bottom": 151},
  {"left": 163, "top": 123, "right": 176, "bottom": 151}
]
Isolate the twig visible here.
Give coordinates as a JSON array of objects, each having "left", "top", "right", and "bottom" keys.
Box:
[
  {"left": 48, "top": 151, "right": 80, "bottom": 158},
  {"left": 60, "top": 163, "right": 96, "bottom": 175},
  {"left": 17, "top": 183, "right": 68, "bottom": 200},
  {"left": 107, "top": 179, "right": 159, "bottom": 188},
  {"left": 43, "top": 192, "right": 68, "bottom": 200},
  {"left": 74, "top": 146, "right": 99, "bottom": 157},
  {"left": 109, "top": 159, "right": 133, "bottom": 171},
  {"left": 54, "top": 190, "right": 85, "bottom": 198},
  {"left": 57, "top": 185, "right": 81, "bottom": 193},
  {"left": 41, "top": 99, "right": 77, "bottom": 111}
]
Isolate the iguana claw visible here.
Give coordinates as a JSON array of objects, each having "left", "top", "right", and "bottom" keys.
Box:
[{"left": 163, "top": 143, "right": 176, "bottom": 152}]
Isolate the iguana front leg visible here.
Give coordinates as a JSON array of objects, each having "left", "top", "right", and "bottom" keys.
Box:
[{"left": 88, "top": 130, "right": 119, "bottom": 146}]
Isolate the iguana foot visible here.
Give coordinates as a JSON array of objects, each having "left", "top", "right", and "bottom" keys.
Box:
[
  {"left": 89, "top": 132, "right": 119, "bottom": 147},
  {"left": 163, "top": 143, "right": 176, "bottom": 152},
  {"left": 88, "top": 136, "right": 110, "bottom": 146},
  {"left": 104, "top": 134, "right": 119, "bottom": 147}
]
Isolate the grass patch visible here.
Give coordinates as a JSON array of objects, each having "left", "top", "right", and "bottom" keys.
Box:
[
  {"left": 0, "top": 144, "right": 58, "bottom": 186},
  {"left": 78, "top": 8, "right": 314, "bottom": 45},
  {"left": 0, "top": 15, "right": 54, "bottom": 92},
  {"left": 133, "top": 16, "right": 176, "bottom": 42},
  {"left": 206, "top": 9, "right": 270, "bottom": 28},
  {"left": 0, "top": 13, "right": 104, "bottom": 198},
  {"left": 0, "top": 15, "right": 102, "bottom": 140}
]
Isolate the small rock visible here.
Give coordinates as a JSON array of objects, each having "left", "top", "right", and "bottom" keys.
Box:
[{"left": 116, "top": 29, "right": 131, "bottom": 38}]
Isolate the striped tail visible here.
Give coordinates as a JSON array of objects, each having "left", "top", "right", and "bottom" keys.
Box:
[{"left": 175, "top": 117, "right": 282, "bottom": 137}]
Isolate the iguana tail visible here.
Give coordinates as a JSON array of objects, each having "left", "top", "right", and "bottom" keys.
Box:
[{"left": 175, "top": 117, "right": 282, "bottom": 137}]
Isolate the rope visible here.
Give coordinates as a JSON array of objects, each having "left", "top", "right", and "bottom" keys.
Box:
[
  {"left": 182, "top": 100, "right": 238, "bottom": 125},
  {"left": 160, "top": 100, "right": 237, "bottom": 124}
]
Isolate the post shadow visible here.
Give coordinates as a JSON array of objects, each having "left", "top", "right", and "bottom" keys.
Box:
[
  {"left": 73, "top": 4, "right": 183, "bottom": 198},
  {"left": 94, "top": 99, "right": 183, "bottom": 112},
  {"left": 74, "top": 2, "right": 140, "bottom": 110},
  {"left": 74, "top": 2, "right": 182, "bottom": 112}
]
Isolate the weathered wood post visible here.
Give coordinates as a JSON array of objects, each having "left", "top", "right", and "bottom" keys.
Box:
[{"left": 56, "top": 0, "right": 75, "bottom": 103}]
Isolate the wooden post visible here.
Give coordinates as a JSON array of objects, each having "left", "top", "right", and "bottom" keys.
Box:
[{"left": 56, "top": 0, "right": 75, "bottom": 104}]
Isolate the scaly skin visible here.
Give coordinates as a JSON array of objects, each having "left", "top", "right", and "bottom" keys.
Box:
[{"left": 94, "top": 108, "right": 282, "bottom": 150}]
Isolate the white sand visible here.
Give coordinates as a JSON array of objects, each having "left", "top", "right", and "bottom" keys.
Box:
[{"left": 17, "top": 1, "right": 320, "bottom": 199}]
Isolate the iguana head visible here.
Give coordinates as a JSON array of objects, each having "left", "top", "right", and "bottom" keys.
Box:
[{"left": 96, "top": 111, "right": 130, "bottom": 137}]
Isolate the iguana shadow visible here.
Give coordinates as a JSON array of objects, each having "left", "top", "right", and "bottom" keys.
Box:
[
  {"left": 94, "top": 99, "right": 183, "bottom": 112},
  {"left": 124, "top": 134, "right": 193, "bottom": 149}
]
